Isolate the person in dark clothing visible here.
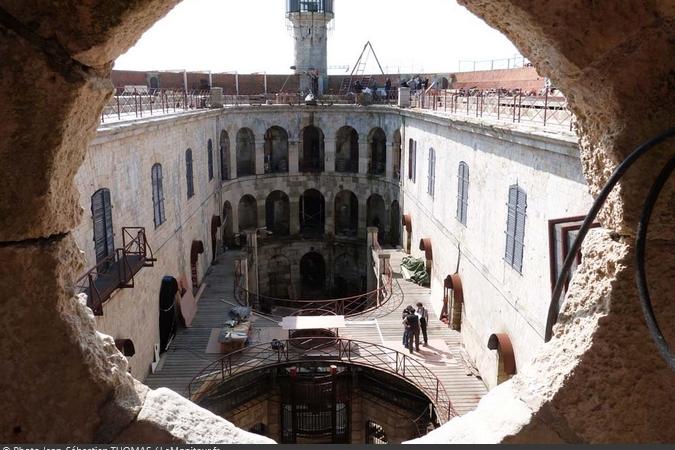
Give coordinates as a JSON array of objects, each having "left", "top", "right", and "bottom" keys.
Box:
[
  {"left": 416, "top": 302, "right": 429, "bottom": 345},
  {"left": 402, "top": 305, "right": 414, "bottom": 345},
  {"left": 385, "top": 78, "right": 392, "bottom": 96},
  {"left": 423, "top": 78, "right": 430, "bottom": 90},
  {"left": 353, "top": 80, "right": 364, "bottom": 93},
  {"left": 403, "top": 309, "right": 421, "bottom": 353}
]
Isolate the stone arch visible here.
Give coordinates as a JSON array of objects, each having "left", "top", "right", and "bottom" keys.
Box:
[
  {"left": 443, "top": 274, "right": 464, "bottom": 331},
  {"left": 419, "top": 238, "right": 433, "bottom": 281},
  {"left": 264, "top": 126, "right": 289, "bottom": 174},
  {"left": 220, "top": 129, "right": 230, "bottom": 181},
  {"left": 265, "top": 190, "right": 290, "bottom": 236},
  {"left": 367, "top": 127, "right": 386, "bottom": 176},
  {"left": 299, "top": 189, "right": 325, "bottom": 235},
  {"left": 487, "top": 333, "right": 516, "bottom": 385},
  {"left": 158, "top": 276, "right": 179, "bottom": 354},
  {"left": 299, "top": 125, "right": 325, "bottom": 173},
  {"left": 334, "top": 190, "right": 358, "bottom": 237},
  {"left": 238, "top": 195, "right": 258, "bottom": 232},
  {"left": 335, "top": 126, "right": 359, "bottom": 173},
  {"left": 236, "top": 128, "right": 256, "bottom": 177}
]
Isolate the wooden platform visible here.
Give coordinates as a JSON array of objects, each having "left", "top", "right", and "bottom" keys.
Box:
[{"left": 145, "top": 249, "right": 487, "bottom": 416}]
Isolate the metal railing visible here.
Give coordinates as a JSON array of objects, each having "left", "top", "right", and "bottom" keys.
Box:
[
  {"left": 234, "top": 254, "right": 394, "bottom": 318},
  {"left": 411, "top": 89, "right": 573, "bottom": 131},
  {"left": 75, "top": 227, "right": 156, "bottom": 316},
  {"left": 100, "top": 88, "right": 211, "bottom": 123},
  {"left": 187, "top": 337, "right": 457, "bottom": 423}
]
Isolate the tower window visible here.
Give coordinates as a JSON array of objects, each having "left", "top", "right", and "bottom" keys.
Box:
[
  {"left": 504, "top": 184, "right": 527, "bottom": 273},
  {"left": 456, "top": 162, "right": 469, "bottom": 225}
]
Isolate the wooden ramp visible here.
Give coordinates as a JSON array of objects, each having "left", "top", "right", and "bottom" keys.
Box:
[{"left": 145, "top": 249, "right": 487, "bottom": 416}]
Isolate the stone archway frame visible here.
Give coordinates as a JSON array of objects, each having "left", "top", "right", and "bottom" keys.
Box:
[
  {"left": 2, "top": 0, "right": 674, "bottom": 445},
  {"left": 487, "top": 332, "right": 517, "bottom": 378}
]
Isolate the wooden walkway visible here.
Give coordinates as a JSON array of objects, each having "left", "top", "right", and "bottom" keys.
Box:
[{"left": 145, "top": 250, "right": 487, "bottom": 416}]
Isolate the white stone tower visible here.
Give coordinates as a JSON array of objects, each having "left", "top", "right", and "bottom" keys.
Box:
[{"left": 286, "top": 0, "right": 334, "bottom": 95}]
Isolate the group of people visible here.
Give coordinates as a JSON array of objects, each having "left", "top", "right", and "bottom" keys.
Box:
[
  {"left": 401, "top": 76, "right": 430, "bottom": 92},
  {"left": 401, "top": 302, "right": 429, "bottom": 354}
]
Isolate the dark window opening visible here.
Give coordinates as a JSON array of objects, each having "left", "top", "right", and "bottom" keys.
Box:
[
  {"left": 265, "top": 190, "right": 290, "bottom": 236},
  {"left": 238, "top": 195, "right": 258, "bottom": 232},
  {"left": 335, "top": 126, "right": 359, "bottom": 173},
  {"left": 300, "top": 126, "right": 325, "bottom": 173},
  {"left": 368, "top": 128, "right": 386, "bottom": 176},
  {"left": 300, "top": 189, "right": 325, "bottom": 235},
  {"left": 236, "top": 128, "right": 256, "bottom": 177},
  {"left": 334, "top": 190, "right": 358, "bottom": 237},
  {"left": 220, "top": 130, "right": 231, "bottom": 181},
  {"left": 185, "top": 148, "right": 195, "bottom": 199},
  {"left": 264, "top": 126, "right": 289, "bottom": 174}
]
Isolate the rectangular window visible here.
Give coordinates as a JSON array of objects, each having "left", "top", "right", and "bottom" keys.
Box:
[
  {"left": 427, "top": 148, "right": 436, "bottom": 197},
  {"left": 456, "top": 162, "right": 469, "bottom": 225},
  {"left": 407, "top": 139, "right": 417, "bottom": 183},
  {"left": 505, "top": 185, "right": 527, "bottom": 273}
]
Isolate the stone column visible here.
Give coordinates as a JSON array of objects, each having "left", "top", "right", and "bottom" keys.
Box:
[
  {"left": 290, "top": 197, "right": 300, "bottom": 235},
  {"left": 255, "top": 144, "right": 265, "bottom": 176},
  {"left": 358, "top": 134, "right": 369, "bottom": 175},
  {"left": 288, "top": 139, "right": 299, "bottom": 174},
  {"left": 324, "top": 138, "right": 336, "bottom": 173},
  {"left": 386, "top": 142, "right": 396, "bottom": 180},
  {"left": 257, "top": 199, "right": 266, "bottom": 229}
]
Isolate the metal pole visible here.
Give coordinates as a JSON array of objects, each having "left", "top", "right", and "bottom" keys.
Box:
[
  {"left": 543, "top": 90, "right": 549, "bottom": 127},
  {"left": 183, "top": 70, "right": 188, "bottom": 93}
]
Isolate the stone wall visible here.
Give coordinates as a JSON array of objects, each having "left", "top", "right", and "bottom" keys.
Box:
[
  {"left": 73, "top": 110, "right": 224, "bottom": 379},
  {"left": 399, "top": 110, "right": 593, "bottom": 388}
]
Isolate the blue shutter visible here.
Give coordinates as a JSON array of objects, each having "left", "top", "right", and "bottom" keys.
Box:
[
  {"left": 505, "top": 185, "right": 526, "bottom": 272},
  {"left": 457, "top": 162, "right": 469, "bottom": 225},
  {"left": 92, "top": 188, "right": 114, "bottom": 266}
]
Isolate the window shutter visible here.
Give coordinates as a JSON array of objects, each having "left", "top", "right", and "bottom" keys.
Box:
[
  {"left": 514, "top": 188, "right": 527, "bottom": 272},
  {"left": 92, "top": 189, "right": 114, "bottom": 266},
  {"left": 208, "top": 140, "right": 214, "bottom": 181},
  {"left": 456, "top": 162, "right": 469, "bottom": 225},
  {"left": 186, "top": 149, "right": 194, "bottom": 199},
  {"left": 505, "top": 185, "right": 518, "bottom": 265}
]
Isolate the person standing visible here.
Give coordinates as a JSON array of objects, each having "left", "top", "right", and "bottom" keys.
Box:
[
  {"left": 403, "top": 308, "right": 420, "bottom": 353},
  {"left": 402, "top": 305, "right": 414, "bottom": 347},
  {"left": 416, "top": 302, "right": 429, "bottom": 346}
]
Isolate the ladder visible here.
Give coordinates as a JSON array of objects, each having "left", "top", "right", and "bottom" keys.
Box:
[{"left": 339, "top": 41, "right": 385, "bottom": 94}]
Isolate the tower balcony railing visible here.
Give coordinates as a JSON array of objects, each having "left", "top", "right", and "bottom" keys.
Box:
[
  {"left": 410, "top": 88, "right": 573, "bottom": 131},
  {"left": 75, "top": 227, "right": 156, "bottom": 316},
  {"left": 100, "top": 88, "right": 211, "bottom": 124},
  {"left": 187, "top": 337, "right": 457, "bottom": 424}
]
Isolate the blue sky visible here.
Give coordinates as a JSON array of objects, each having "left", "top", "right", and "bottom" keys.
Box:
[{"left": 115, "top": 0, "right": 521, "bottom": 74}]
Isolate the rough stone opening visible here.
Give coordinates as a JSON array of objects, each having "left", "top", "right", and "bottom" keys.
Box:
[
  {"left": 236, "top": 127, "right": 256, "bottom": 177},
  {"left": 300, "top": 125, "right": 325, "bottom": 173},
  {"left": 264, "top": 126, "right": 289, "bottom": 174},
  {"left": 335, "top": 126, "right": 359, "bottom": 173},
  {"left": 1, "top": 0, "right": 674, "bottom": 445}
]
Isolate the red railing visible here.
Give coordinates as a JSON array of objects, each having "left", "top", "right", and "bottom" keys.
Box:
[
  {"left": 101, "top": 88, "right": 211, "bottom": 123},
  {"left": 187, "top": 337, "right": 457, "bottom": 423},
  {"left": 410, "top": 89, "right": 573, "bottom": 130},
  {"left": 75, "top": 227, "right": 156, "bottom": 316},
  {"left": 234, "top": 255, "right": 394, "bottom": 318}
]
